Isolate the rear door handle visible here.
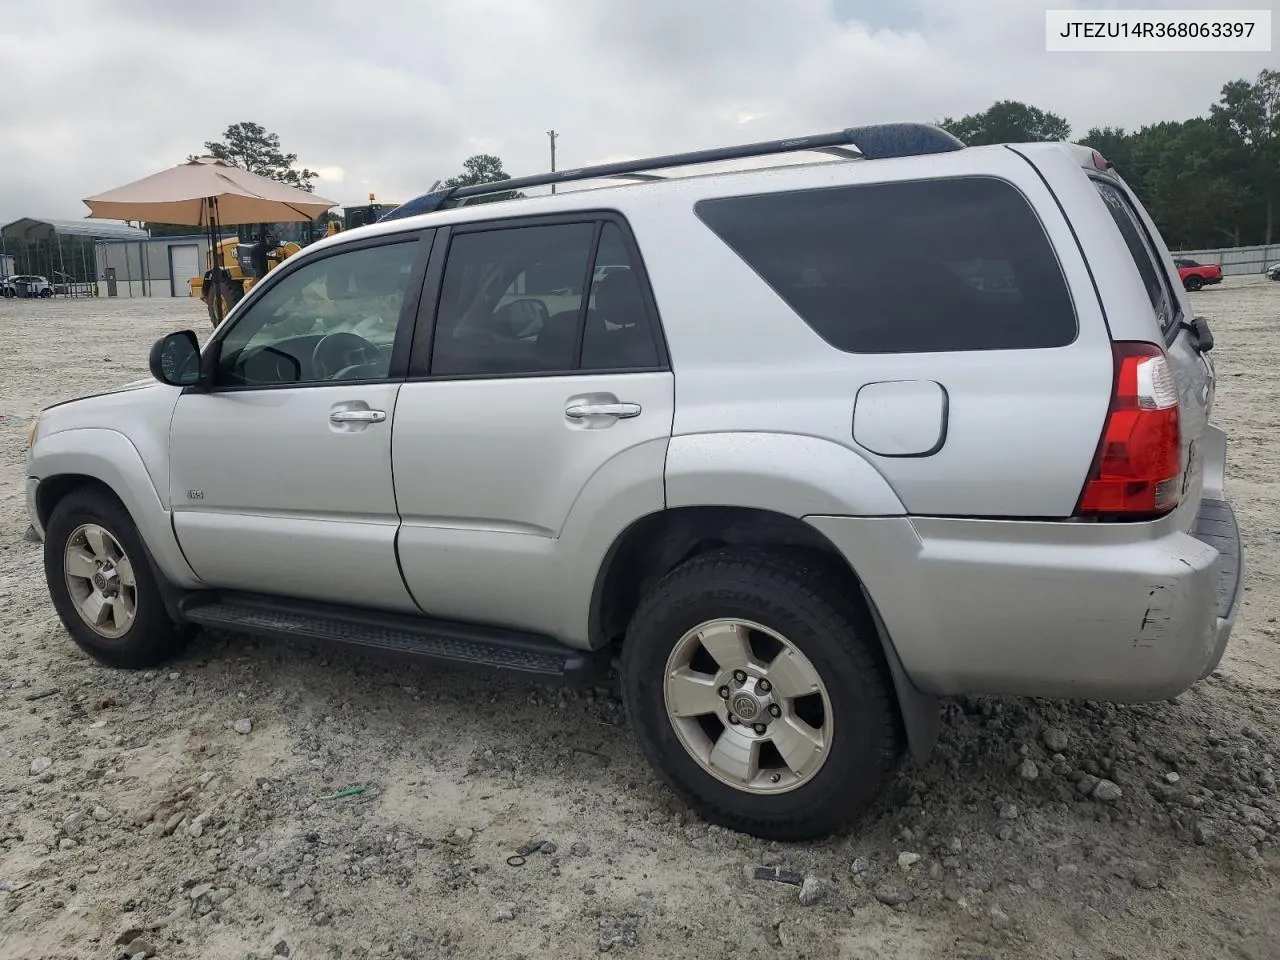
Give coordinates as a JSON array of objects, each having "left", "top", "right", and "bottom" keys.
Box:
[
  {"left": 565, "top": 402, "right": 641, "bottom": 419},
  {"left": 330, "top": 409, "right": 386, "bottom": 424}
]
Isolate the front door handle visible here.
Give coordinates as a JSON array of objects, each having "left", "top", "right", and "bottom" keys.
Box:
[
  {"left": 565, "top": 402, "right": 641, "bottom": 420},
  {"left": 330, "top": 409, "right": 386, "bottom": 424}
]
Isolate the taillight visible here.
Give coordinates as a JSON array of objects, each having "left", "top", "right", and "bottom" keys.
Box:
[{"left": 1076, "top": 342, "right": 1181, "bottom": 519}]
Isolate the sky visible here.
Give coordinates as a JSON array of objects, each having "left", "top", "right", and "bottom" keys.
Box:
[{"left": 0, "top": 0, "right": 1273, "bottom": 224}]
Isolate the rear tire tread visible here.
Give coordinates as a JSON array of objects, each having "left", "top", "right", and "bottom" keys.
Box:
[{"left": 622, "top": 546, "right": 902, "bottom": 840}]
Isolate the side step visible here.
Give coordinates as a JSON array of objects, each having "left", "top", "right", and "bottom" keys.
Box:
[{"left": 180, "top": 592, "right": 606, "bottom": 685}]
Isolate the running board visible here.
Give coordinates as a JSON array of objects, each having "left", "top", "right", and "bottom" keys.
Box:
[{"left": 179, "top": 592, "right": 605, "bottom": 684}]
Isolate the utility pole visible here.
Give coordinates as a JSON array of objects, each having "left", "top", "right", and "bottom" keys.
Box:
[{"left": 547, "top": 129, "right": 558, "bottom": 194}]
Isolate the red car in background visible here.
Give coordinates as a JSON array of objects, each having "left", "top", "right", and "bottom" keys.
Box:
[{"left": 1173, "top": 257, "right": 1223, "bottom": 292}]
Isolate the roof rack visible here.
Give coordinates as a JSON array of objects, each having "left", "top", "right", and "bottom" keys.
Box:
[{"left": 379, "top": 122, "right": 964, "bottom": 223}]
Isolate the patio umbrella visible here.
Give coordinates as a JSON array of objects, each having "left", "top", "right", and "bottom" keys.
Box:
[{"left": 83, "top": 157, "right": 337, "bottom": 323}]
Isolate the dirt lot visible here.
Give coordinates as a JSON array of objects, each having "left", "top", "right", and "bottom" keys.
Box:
[{"left": 1, "top": 282, "right": 1278, "bottom": 960}]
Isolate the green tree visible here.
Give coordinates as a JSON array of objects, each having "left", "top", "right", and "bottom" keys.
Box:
[
  {"left": 1130, "top": 119, "right": 1252, "bottom": 248},
  {"left": 199, "top": 121, "right": 317, "bottom": 191},
  {"left": 443, "top": 154, "right": 523, "bottom": 204},
  {"left": 1210, "top": 69, "right": 1280, "bottom": 243},
  {"left": 939, "top": 101, "right": 1071, "bottom": 146}
]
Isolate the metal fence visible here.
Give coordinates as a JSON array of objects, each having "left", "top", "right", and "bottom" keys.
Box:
[
  {"left": 0, "top": 236, "right": 100, "bottom": 297},
  {"left": 1170, "top": 243, "right": 1280, "bottom": 277}
]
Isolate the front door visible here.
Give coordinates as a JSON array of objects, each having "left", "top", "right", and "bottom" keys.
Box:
[
  {"left": 169, "top": 232, "right": 431, "bottom": 612},
  {"left": 394, "top": 217, "right": 674, "bottom": 638}
]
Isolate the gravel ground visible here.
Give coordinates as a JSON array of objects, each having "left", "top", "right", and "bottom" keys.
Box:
[{"left": 1, "top": 282, "right": 1278, "bottom": 960}]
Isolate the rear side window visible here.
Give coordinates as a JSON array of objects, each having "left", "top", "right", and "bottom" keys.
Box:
[
  {"left": 694, "top": 177, "right": 1077, "bottom": 354},
  {"left": 1093, "top": 180, "right": 1176, "bottom": 334},
  {"left": 429, "top": 219, "right": 662, "bottom": 377}
]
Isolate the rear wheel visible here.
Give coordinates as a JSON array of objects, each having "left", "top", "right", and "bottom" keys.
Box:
[
  {"left": 44, "top": 488, "right": 184, "bottom": 669},
  {"left": 621, "top": 548, "right": 902, "bottom": 840},
  {"left": 1184, "top": 276, "right": 1204, "bottom": 292}
]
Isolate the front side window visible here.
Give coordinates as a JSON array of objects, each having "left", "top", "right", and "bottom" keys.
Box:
[{"left": 216, "top": 241, "right": 420, "bottom": 386}]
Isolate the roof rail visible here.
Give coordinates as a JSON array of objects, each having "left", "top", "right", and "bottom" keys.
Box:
[{"left": 380, "top": 122, "right": 964, "bottom": 223}]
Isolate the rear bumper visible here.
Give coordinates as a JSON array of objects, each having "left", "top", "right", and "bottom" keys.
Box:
[
  {"left": 807, "top": 496, "right": 1243, "bottom": 702},
  {"left": 1189, "top": 498, "right": 1242, "bottom": 678}
]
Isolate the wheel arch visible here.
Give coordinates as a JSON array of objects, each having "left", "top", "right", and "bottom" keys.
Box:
[
  {"left": 591, "top": 505, "right": 939, "bottom": 763},
  {"left": 29, "top": 428, "right": 201, "bottom": 591}
]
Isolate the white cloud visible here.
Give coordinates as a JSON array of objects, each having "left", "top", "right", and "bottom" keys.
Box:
[
  {"left": 310, "top": 166, "right": 345, "bottom": 182},
  {"left": 0, "top": 0, "right": 1271, "bottom": 223}
]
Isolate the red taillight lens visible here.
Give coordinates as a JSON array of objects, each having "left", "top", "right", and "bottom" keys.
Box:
[{"left": 1076, "top": 342, "right": 1181, "bottom": 519}]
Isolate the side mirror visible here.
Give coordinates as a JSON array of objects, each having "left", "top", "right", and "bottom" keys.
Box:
[{"left": 149, "top": 330, "right": 203, "bottom": 386}]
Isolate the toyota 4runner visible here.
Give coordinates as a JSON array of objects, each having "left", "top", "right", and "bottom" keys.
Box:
[{"left": 25, "top": 124, "right": 1242, "bottom": 840}]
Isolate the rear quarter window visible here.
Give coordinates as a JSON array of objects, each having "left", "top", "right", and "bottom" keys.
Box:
[
  {"left": 694, "top": 176, "right": 1077, "bottom": 354},
  {"left": 1092, "top": 179, "right": 1177, "bottom": 335}
]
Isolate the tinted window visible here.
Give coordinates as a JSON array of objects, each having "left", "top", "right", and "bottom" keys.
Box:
[
  {"left": 581, "top": 223, "right": 660, "bottom": 370},
  {"left": 1093, "top": 181, "right": 1176, "bottom": 334},
  {"left": 217, "top": 241, "right": 419, "bottom": 386},
  {"left": 431, "top": 223, "right": 594, "bottom": 376},
  {"left": 695, "top": 177, "right": 1077, "bottom": 354},
  {"left": 430, "top": 220, "right": 660, "bottom": 376}
]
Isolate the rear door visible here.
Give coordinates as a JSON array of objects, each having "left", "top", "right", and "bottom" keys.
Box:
[
  {"left": 1090, "top": 177, "right": 1213, "bottom": 522},
  {"left": 392, "top": 214, "right": 674, "bottom": 637}
]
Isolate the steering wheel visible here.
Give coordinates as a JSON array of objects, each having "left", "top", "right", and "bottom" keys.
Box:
[{"left": 312, "top": 331, "right": 380, "bottom": 380}]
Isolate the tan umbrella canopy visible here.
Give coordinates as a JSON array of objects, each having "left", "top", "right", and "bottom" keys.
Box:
[
  {"left": 83, "top": 157, "right": 337, "bottom": 325},
  {"left": 83, "top": 156, "right": 336, "bottom": 224}
]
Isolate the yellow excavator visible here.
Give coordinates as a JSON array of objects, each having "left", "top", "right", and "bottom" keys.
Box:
[{"left": 191, "top": 196, "right": 399, "bottom": 326}]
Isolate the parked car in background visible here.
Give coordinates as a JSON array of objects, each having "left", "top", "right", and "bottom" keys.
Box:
[
  {"left": 1173, "top": 258, "right": 1222, "bottom": 291},
  {"left": 0, "top": 274, "right": 54, "bottom": 298}
]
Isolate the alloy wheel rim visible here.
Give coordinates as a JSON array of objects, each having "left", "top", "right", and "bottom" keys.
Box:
[
  {"left": 663, "top": 618, "right": 833, "bottom": 795},
  {"left": 63, "top": 523, "right": 137, "bottom": 640}
]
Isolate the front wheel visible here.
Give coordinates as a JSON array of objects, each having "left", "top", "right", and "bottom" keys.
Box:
[
  {"left": 44, "top": 488, "right": 184, "bottom": 669},
  {"left": 1184, "top": 276, "right": 1204, "bottom": 292},
  {"left": 621, "top": 548, "right": 902, "bottom": 840},
  {"left": 39, "top": 288, "right": 53, "bottom": 298}
]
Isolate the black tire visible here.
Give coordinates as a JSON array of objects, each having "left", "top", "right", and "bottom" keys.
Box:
[
  {"left": 1184, "top": 276, "right": 1204, "bottom": 292},
  {"left": 621, "top": 547, "right": 902, "bottom": 840},
  {"left": 39, "top": 288, "right": 53, "bottom": 298},
  {"left": 203, "top": 274, "right": 244, "bottom": 327},
  {"left": 44, "top": 487, "right": 184, "bottom": 669}
]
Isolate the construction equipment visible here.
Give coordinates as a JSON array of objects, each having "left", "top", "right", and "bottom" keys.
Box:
[
  {"left": 190, "top": 227, "right": 303, "bottom": 326},
  {"left": 330, "top": 194, "right": 400, "bottom": 234},
  {"left": 190, "top": 196, "right": 399, "bottom": 324}
]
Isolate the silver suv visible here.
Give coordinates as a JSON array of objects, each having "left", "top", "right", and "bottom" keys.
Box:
[{"left": 24, "top": 125, "right": 1241, "bottom": 840}]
